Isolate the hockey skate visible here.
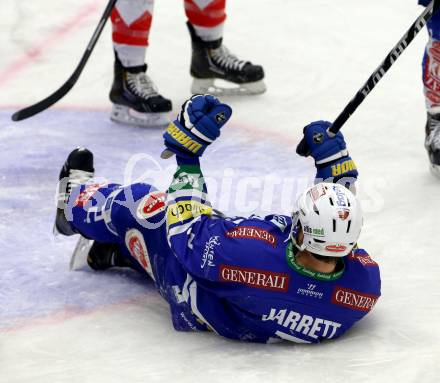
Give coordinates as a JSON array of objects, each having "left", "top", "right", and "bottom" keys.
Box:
[
  {"left": 110, "top": 55, "right": 172, "bottom": 127},
  {"left": 425, "top": 112, "right": 440, "bottom": 178},
  {"left": 54, "top": 147, "right": 94, "bottom": 236},
  {"left": 70, "top": 239, "right": 132, "bottom": 271},
  {"left": 187, "top": 22, "right": 266, "bottom": 96}
]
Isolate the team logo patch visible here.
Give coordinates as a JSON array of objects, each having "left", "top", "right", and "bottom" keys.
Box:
[
  {"left": 325, "top": 244, "right": 347, "bottom": 253},
  {"left": 219, "top": 265, "right": 289, "bottom": 292},
  {"left": 349, "top": 252, "right": 377, "bottom": 267},
  {"left": 332, "top": 286, "right": 379, "bottom": 312},
  {"left": 226, "top": 226, "right": 277, "bottom": 247},
  {"left": 75, "top": 183, "right": 106, "bottom": 207},
  {"left": 136, "top": 191, "right": 166, "bottom": 220},
  {"left": 270, "top": 215, "right": 288, "bottom": 232},
  {"left": 125, "top": 229, "right": 155, "bottom": 281}
]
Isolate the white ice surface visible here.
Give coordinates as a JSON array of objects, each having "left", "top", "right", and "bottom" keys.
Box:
[{"left": 1, "top": 0, "right": 440, "bottom": 382}]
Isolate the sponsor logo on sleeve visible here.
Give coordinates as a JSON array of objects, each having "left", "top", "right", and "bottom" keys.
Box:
[
  {"left": 74, "top": 183, "right": 106, "bottom": 207},
  {"left": 136, "top": 191, "right": 166, "bottom": 219},
  {"left": 349, "top": 252, "right": 377, "bottom": 267},
  {"left": 219, "top": 265, "right": 289, "bottom": 292},
  {"left": 167, "top": 200, "right": 212, "bottom": 225},
  {"left": 226, "top": 226, "right": 277, "bottom": 247},
  {"left": 201, "top": 235, "right": 219, "bottom": 269},
  {"left": 331, "top": 286, "right": 379, "bottom": 312},
  {"left": 125, "top": 229, "right": 155, "bottom": 281}
]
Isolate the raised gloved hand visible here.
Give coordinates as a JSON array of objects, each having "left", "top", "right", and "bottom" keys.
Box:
[
  {"left": 296, "top": 120, "right": 358, "bottom": 182},
  {"left": 161, "top": 94, "right": 232, "bottom": 160}
]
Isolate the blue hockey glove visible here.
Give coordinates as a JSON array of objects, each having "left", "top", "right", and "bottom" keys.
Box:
[
  {"left": 296, "top": 120, "right": 358, "bottom": 182},
  {"left": 161, "top": 94, "right": 232, "bottom": 160}
]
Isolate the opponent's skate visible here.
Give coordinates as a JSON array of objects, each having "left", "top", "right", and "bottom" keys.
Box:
[
  {"left": 425, "top": 112, "right": 440, "bottom": 178},
  {"left": 55, "top": 148, "right": 94, "bottom": 236},
  {"left": 187, "top": 22, "right": 266, "bottom": 96},
  {"left": 110, "top": 55, "right": 172, "bottom": 127}
]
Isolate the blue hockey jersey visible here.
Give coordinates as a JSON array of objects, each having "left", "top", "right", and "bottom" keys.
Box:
[{"left": 159, "top": 163, "right": 381, "bottom": 343}]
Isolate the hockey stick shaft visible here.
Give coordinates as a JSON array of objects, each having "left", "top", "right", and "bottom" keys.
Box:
[
  {"left": 329, "top": 0, "right": 440, "bottom": 134},
  {"left": 11, "top": 0, "right": 117, "bottom": 122}
]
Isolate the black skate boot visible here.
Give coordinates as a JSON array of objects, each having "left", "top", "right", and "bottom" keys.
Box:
[
  {"left": 425, "top": 112, "right": 440, "bottom": 178},
  {"left": 187, "top": 22, "right": 266, "bottom": 96},
  {"left": 87, "top": 242, "right": 133, "bottom": 271},
  {"left": 110, "top": 53, "right": 172, "bottom": 127},
  {"left": 55, "top": 148, "right": 94, "bottom": 236}
]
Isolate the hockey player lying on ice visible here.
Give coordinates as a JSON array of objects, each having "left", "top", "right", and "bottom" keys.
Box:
[{"left": 55, "top": 95, "right": 381, "bottom": 344}]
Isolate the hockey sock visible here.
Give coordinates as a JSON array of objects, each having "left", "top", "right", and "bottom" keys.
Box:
[
  {"left": 111, "top": 0, "right": 154, "bottom": 67},
  {"left": 184, "top": 0, "right": 226, "bottom": 42}
]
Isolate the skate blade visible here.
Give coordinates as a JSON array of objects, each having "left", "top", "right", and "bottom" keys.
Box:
[
  {"left": 70, "top": 236, "right": 94, "bottom": 271},
  {"left": 111, "top": 104, "right": 170, "bottom": 128},
  {"left": 191, "top": 78, "right": 267, "bottom": 96},
  {"left": 430, "top": 164, "right": 440, "bottom": 179}
]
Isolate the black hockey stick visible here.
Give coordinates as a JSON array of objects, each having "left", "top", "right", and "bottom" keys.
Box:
[
  {"left": 328, "top": 0, "right": 440, "bottom": 135},
  {"left": 11, "top": 0, "right": 117, "bottom": 122}
]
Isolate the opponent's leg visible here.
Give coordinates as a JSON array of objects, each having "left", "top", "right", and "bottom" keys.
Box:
[
  {"left": 184, "top": 0, "right": 266, "bottom": 95},
  {"left": 110, "top": 0, "right": 172, "bottom": 127},
  {"left": 422, "top": 4, "right": 440, "bottom": 177}
]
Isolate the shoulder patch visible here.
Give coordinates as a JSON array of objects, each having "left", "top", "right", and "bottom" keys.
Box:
[
  {"left": 269, "top": 215, "right": 289, "bottom": 232},
  {"left": 349, "top": 250, "right": 378, "bottom": 267}
]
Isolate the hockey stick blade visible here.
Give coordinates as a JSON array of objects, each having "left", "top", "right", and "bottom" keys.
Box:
[
  {"left": 12, "top": 79, "right": 76, "bottom": 121},
  {"left": 328, "top": 0, "right": 440, "bottom": 135},
  {"left": 11, "top": 0, "right": 117, "bottom": 122}
]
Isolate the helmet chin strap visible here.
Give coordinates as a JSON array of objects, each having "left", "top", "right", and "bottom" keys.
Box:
[{"left": 287, "top": 212, "right": 307, "bottom": 252}]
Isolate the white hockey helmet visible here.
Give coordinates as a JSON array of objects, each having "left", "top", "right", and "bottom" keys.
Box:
[{"left": 291, "top": 182, "right": 363, "bottom": 257}]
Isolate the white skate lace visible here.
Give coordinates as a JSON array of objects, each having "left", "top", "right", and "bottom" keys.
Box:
[
  {"left": 210, "top": 46, "right": 248, "bottom": 71},
  {"left": 67, "top": 169, "right": 94, "bottom": 192},
  {"left": 427, "top": 117, "right": 440, "bottom": 149},
  {"left": 126, "top": 72, "right": 159, "bottom": 100}
]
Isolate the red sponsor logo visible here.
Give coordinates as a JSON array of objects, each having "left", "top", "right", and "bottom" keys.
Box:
[
  {"left": 75, "top": 183, "right": 105, "bottom": 207},
  {"left": 125, "top": 229, "right": 155, "bottom": 281},
  {"left": 349, "top": 252, "right": 377, "bottom": 267},
  {"left": 137, "top": 191, "right": 166, "bottom": 219},
  {"left": 325, "top": 244, "right": 347, "bottom": 253},
  {"left": 337, "top": 209, "right": 350, "bottom": 220},
  {"left": 219, "top": 265, "right": 289, "bottom": 292},
  {"left": 226, "top": 226, "right": 277, "bottom": 247},
  {"left": 332, "top": 286, "right": 379, "bottom": 312}
]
